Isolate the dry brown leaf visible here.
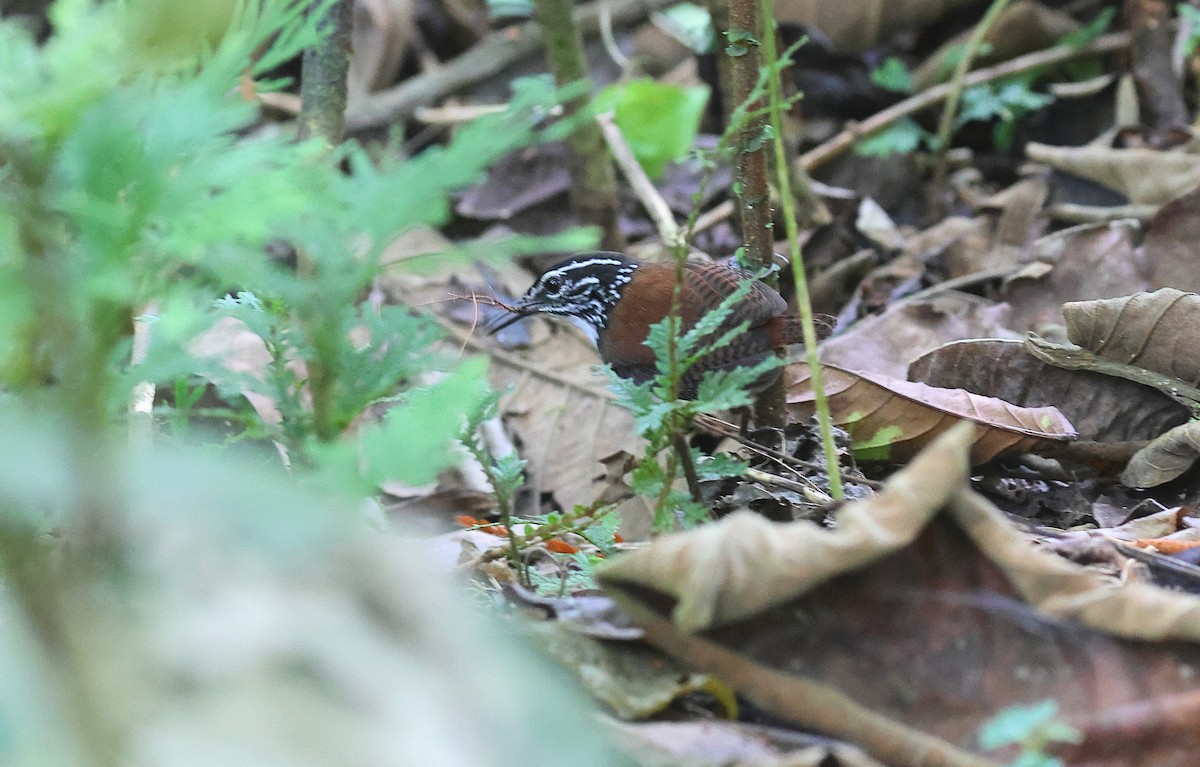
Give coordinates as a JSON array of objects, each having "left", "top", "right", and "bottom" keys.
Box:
[
  {"left": 909, "top": 339, "right": 1189, "bottom": 442},
  {"left": 487, "top": 320, "right": 646, "bottom": 520},
  {"left": 597, "top": 423, "right": 977, "bottom": 632},
  {"left": 820, "top": 293, "right": 1018, "bottom": 379},
  {"left": 1121, "top": 420, "right": 1200, "bottom": 488},
  {"left": 773, "top": 0, "right": 975, "bottom": 51},
  {"left": 1001, "top": 219, "right": 1148, "bottom": 332},
  {"left": 1063, "top": 288, "right": 1200, "bottom": 385},
  {"left": 1025, "top": 142, "right": 1200, "bottom": 205},
  {"left": 1142, "top": 184, "right": 1200, "bottom": 292},
  {"left": 347, "top": 0, "right": 412, "bottom": 102},
  {"left": 786, "top": 363, "right": 1076, "bottom": 464},
  {"left": 600, "top": 427, "right": 1200, "bottom": 766}
]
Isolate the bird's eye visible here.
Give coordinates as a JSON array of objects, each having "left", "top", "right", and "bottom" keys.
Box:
[{"left": 543, "top": 275, "right": 564, "bottom": 294}]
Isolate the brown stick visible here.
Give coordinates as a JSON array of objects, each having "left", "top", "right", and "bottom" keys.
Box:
[
  {"left": 297, "top": 0, "right": 355, "bottom": 145},
  {"left": 345, "top": 0, "right": 676, "bottom": 131},
  {"left": 800, "top": 31, "right": 1131, "bottom": 172},
  {"left": 532, "top": 0, "right": 623, "bottom": 250}
]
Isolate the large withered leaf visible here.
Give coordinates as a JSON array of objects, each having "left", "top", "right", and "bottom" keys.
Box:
[
  {"left": 1001, "top": 220, "right": 1148, "bottom": 332},
  {"left": 785, "top": 363, "right": 1076, "bottom": 464},
  {"left": 1142, "top": 184, "right": 1200, "bottom": 292},
  {"left": 1063, "top": 288, "right": 1200, "bottom": 385},
  {"left": 909, "top": 339, "right": 1188, "bottom": 442},
  {"left": 1121, "top": 420, "right": 1200, "bottom": 487},
  {"left": 599, "top": 427, "right": 1200, "bottom": 767}
]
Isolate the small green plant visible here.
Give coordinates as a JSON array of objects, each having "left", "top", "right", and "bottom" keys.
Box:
[
  {"left": 870, "top": 57, "right": 914, "bottom": 93},
  {"left": 980, "top": 700, "right": 1082, "bottom": 767},
  {"left": 957, "top": 77, "right": 1053, "bottom": 151},
  {"left": 0, "top": 0, "right": 594, "bottom": 504},
  {"left": 460, "top": 395, "right": 621, "bottom": 589}
]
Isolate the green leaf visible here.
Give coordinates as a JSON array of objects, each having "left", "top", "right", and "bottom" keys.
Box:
[
  {"left": 855, "top": 118, "right": 930, "bottom": 157},
  {"left": 653, "top": 3, "right": 714, "bottom": 54},
  {"left": 870, "top": 57, "right": 913, "bottom": 93},
  {"left": 356, "top": 356, "right": 492, "bottom": 488},
  {"left": 1180, "top": 4, "right": 1200, "bottom": 58},
  {"left": 1060, "top": 7, "right": 1115, "bottom": 50},
  {"left": 595, "top": 79, "right": 709, "bottom": 179}
]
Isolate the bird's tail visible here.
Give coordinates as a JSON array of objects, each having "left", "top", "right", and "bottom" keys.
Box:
[{"left": 772, "top": 314, "right": 835, "bottom": 346}]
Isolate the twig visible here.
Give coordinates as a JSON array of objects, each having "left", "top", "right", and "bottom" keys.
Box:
[
  {"left": 297, "top": 0, "right": 355, "bottom": 145},
  {"left": 694, "top": 412, "right": 883, "bottom": 489},
  {"left": 596, "top": 111, "right": 681, "bottom": 246},
  {"left": 689, "top": 32, "right": 1132, "bottom": 235},
  {"left": 799, "top": 31, "right": 1131, "bottom": 172},
  {"left": 345, "top": 0, "right": 677, "bottom": 131}
]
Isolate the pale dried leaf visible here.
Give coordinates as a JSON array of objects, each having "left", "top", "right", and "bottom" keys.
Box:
[
  {"left": 821, "top": 293, "right": 1018, "bottom": 379},
  {"left": 1025, "top": 142, "right": 1200, "bottom": 205},
  {"left": 786, "top": 363, "right": 1076, "bottom": 464},
  {"left": 597, "top": 423, "right": 976, "bottom": 631},
  {"left": 1121, "top": 420, "right": 1200, "bottom": 487},
  {"left": 1063, "top": 288, "right": 1200, "bottom": 385},
  {"left": 1142, "top": 184, "right": 1200, "bottom": 292},
  {"left": 1002, "top": 219, "right": 1148, "bottom": 332},
  {"left": 348, "top": 0, "right": 413, "bottom": 101}
]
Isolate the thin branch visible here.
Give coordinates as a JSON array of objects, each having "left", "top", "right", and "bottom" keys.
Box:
[
  {"left": 800, "top": 31, "right": 1131, "bottom": 172},
  {"left": 297, "top": 0, "right": 355, "bottom": 145},
  {"left": 345, "top": 0, "right": 676, "bottom": 131},
  {"left": 596, "top": 111, "right": 680, "bottom": 246}
]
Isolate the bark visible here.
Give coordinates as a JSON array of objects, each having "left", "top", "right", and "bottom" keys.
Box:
[
  {"left": 532, "top": 0, "right": 624, "bottom": 251},
  {"left": 298, "top": 0, "right": 355, "bottom": 145}
]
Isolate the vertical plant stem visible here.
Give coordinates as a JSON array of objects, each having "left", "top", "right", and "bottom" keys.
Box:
[
  {"left": 297, "top": 0, "right": 354, "bottom": 444},
  {"left": 930, "top": 0, "right": 1011, "bottom": 189},
  {"left": 725, "top": 0, "right": 773, "bottom": 269},
  {"left": 724, "top": 0, "right": 784, "bottom": 433},
  {"left": 532, "top": 0, "right": 624, "bottom": 251},
  {"left": 758, "top": 1, "right": 843, "bottom": 500},
  {"left": 297, "top": 0, "right": 355, "bottom": 145}
]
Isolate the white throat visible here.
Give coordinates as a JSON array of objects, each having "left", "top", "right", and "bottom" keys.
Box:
[{"left": 565, "top": 315, "right": 600, "bottom": 347}]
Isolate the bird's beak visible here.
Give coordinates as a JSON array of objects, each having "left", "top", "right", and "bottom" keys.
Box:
[{"left": 486, "top": 299, "right": 540, "bottom": 335}]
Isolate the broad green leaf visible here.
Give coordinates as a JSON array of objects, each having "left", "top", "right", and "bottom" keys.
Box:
[{"left": 595, "top": 79, "right": 709, "bottom": 178}]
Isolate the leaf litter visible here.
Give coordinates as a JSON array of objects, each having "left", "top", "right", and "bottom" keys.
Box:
[{"left": 125, "top": 1, "right": 1200, "bottom": 763}]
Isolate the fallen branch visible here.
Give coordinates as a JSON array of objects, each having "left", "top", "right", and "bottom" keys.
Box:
[
  {"left": 800, "top": 31, "right": 1131, "bottom": 171},
  {"left": 597, "top": 111, "right": 680, "bottom": 246},
  {"left": 345, "top": 0, "right": 676, "bottom": 131}
]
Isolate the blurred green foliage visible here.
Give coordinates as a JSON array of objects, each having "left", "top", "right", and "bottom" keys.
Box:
[
  {"left": 596, "top": 79, "right": 709, "bottom": 178},
  {"left": 0, "top": 0, "right": 590, "bottom": 495}
]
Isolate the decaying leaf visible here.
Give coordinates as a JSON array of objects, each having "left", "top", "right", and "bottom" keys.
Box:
[
  {"left": 1121, "top": 420, "right": 1200, "bottom": 488},
  {"left": 1062, "top": 288, "right": 1200, "bottom": 385},
  {"left": 599, "top": 426, "right": 1200, "bottom": 767},
  {"left": 786, "top": 363, "right": 1076, "bottom": 464},
  {"left": 1001, "top": 219, "right": 1148, "bottom": 332},
  {"left": 909, "top": 339, "right": 1189, "bottom": 442},
  {"left": 820, "top": 293, "right": 1018, "bottom": 379},
  {"left": 1142, "top": 184, "right": 1200, "bottom": 292},
  {"left": 1026, "top": 142, "right": 1200, "bottom": 206}
]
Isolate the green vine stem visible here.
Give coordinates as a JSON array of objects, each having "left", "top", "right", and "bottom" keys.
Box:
[
  {"left": 757, "top": 0, "right": 843, "bottom": 499},
  {"left": 930, "top": 0, "right": 1012, "bottom": 189}
]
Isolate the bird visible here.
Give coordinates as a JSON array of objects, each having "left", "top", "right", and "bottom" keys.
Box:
[{"left": 487, "top": 252, "right": 819, "bottom": 399}]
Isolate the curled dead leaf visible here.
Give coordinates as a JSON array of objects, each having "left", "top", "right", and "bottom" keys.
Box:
[
  {"left": 785, "top": 362, "right": 1076, "bottom": 465},
  {"left": 1121, "top": 420, "right": 1200, "bottom": 488},
  {"left": 1063, "top": 288, "right": 1200, "bottom": 385}
]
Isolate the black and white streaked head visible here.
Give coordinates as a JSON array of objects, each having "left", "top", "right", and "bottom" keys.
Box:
[{"left": 487, "top": 252, "right": 638, "bottom": 346}]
